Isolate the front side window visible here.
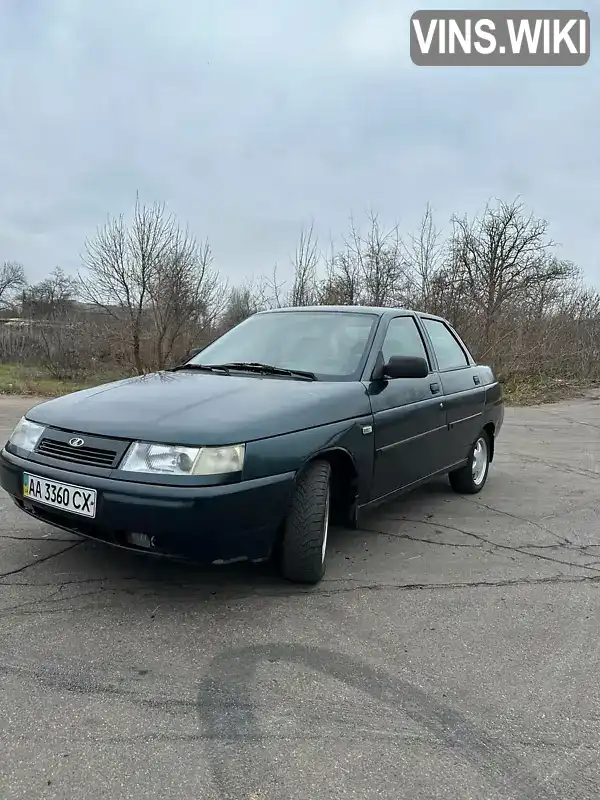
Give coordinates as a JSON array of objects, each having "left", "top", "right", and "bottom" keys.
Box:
[
  {"left": 421, "top": 318, "right": 469, "bottom": 371},
  {"left": 381, "top": 316, "right": 429, "bottom": 368},
  {"left": 191, "top": 310, "right": 379, "bottom": 380}
]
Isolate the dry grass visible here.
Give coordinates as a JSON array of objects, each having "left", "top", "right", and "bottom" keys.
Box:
[
  {"left": 501, "top": 375, "right": 600, "bottom": 406},
  {"left": 0, "top": 364, "right": 125, "bottom": 397}
]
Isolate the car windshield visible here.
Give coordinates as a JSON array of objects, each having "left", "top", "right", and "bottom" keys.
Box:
[{"left": 189, "top": 310, "right": 379, "bottom": 380}]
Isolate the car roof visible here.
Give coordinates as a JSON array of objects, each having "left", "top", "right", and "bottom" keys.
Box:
[{"left": 256, "top": 305, "right": 448, "bottom": 322}]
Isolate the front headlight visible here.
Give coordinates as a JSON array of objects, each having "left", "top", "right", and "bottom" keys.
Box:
[
  {"left": 7, "top": 417, "right": 45, "bottom": 452},
  {"left": 120, "top": 442, "right": 245, "bottom": 476}
]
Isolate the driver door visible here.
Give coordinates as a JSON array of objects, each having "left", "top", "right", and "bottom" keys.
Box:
[{"left": 369, "top": 314, "right": 448, "bottom": 501}]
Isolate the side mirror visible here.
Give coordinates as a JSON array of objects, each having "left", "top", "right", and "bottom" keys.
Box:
[
  {"left": 382, "top": 355, "right": 429, "bottom": 379},
  {"left": 187, "top": 347, "right": 202, "bottom": 359}
]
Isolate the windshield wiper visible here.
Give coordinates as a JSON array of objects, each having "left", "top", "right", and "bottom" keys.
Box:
[
  {"left": 215, "top": 362, "right": 318, "bottom": 381},
  {"left": 169, "top": 361, "right": 317, "bottom": 381},
  {"left": 169, "top": 363, "right": 231, "bottom": 374}
]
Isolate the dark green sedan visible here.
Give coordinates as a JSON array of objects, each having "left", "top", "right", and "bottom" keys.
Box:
[{"left": 0, "top": 306, "right": 503, "bottom": 584}]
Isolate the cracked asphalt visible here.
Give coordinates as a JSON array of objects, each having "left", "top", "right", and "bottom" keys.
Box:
[{"left": 1, "top": 393, "right": 600, "bottom": 799}]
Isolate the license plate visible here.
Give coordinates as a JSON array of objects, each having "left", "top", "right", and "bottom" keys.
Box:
[{"left": 23, "top": 473, "right": 97, "bottom": 518}]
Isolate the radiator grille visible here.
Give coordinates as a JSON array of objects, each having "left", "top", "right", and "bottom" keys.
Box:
[{"left": 36, "top": 437, "right": 118, "bottom": 468}]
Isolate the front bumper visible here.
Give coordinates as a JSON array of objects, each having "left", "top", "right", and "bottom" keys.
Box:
[{"left": 0, "top": 448, "right": 295, "bottom": 563}]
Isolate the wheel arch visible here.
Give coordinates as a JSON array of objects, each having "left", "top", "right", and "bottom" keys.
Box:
[
  {"left": 297, "top": 447, "right": 359, "bottom": 526},
  {"left": 483, "top": 422, "right": 495, "bottom": 462}
]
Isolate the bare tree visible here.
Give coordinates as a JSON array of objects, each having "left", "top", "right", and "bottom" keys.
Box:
[
  {"left": 402, "top": 203, "right": 445, "bottom": 309},
  {"left": 449, "top": 198, "right": 574, "bottom": 356},
  {"left": 287, "top": 223, "right": 321, "bottom": 307},
  {"left": 79, "top": 197, "right": 221, "bottom": 373},
  {"left": 344, "top": 212, "right": 406, "bottom": 307},
  {"left": 264, "top": 225, "right": 322, "bottom": 310},
  {"left": 218, "top": 280, "right": 269, "bottom": 333},
  {"left": 23, "top": 267, "right": 79, "bottom": 320},
  {"left": 0, "top": 261, "right": 26, "bottom": 310},
  {"left": 147, "top": 236, "right": 223, "bottom": 369},
  {"left": 80, "top": 201, "right": 152, "bottom": 373},
  {"left": 264, "top": 264, "right": 285, "bottom": 309},
  {"left": 21, "top": 267, "right": 87, "bottom": 379},
  {"left": 320, "top": 236, "right": 362, "bottom": 305}
]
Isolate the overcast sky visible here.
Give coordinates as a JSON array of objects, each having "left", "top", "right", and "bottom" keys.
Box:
[{"left": 1, "top": 0, "right": 597, "bottom": 288}]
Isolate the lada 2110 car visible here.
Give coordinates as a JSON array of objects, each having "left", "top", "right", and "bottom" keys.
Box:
[{"left": 1, "top": 306, "right": 504, "bottom": 584}]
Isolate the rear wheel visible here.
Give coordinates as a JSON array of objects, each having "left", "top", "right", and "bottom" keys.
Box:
[
  {"left": 449, "top": 430, "right": 491, "bottom": 494},
  {"left": 280, "top": 460, "right": 331, "bottom": 584}
]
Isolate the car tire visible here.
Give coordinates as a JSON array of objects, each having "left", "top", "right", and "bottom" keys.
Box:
[
  {"left": 449, "top": 430, "right": 491, "bottom": 494},
  {"left": 280, "top": 459, "right": 331, "bottom": 585}
]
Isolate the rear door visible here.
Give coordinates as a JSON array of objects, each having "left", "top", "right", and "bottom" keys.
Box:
[
  {"left": 369, "top": 314, "right": 448, "bottom": 501},
  {"left": 419, "top": 317, "right": 486, "bottom": 468}
]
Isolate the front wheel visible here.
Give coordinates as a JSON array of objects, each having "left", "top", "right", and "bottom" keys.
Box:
[
  {"left": 449, "top": 431, "right": 491, "bottom": 494},
  {"left": 279, "top": 460, "right": 331, "bottom": 585}
]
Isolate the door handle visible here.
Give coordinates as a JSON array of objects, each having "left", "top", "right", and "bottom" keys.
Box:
[
  {"left": 473, "top": 375, "right": 481, "bottom": 385},
  {"left": 430, "top": 382, "right": 440, "bottom": 394}
]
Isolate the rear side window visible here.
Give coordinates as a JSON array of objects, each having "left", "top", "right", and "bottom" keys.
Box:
[
  {"left": 422, "top": 318, "right": 469, "bottom": 371},
  {"left": 382, "top": 316, "right": 429, "bottom": 367}
]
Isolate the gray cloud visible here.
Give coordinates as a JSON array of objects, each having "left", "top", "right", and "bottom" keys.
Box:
[{"left": 0, "top": 0, "right": 598, "bottom": 286}]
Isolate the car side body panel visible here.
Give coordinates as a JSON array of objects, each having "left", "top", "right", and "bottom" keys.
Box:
[
  {"left": 243, "top": 415, "right": 375, "bottom": 507},
  {"left": 435, "top": 369, "right": 487, "bottom": 465},
  {"left": 481, "top": 370, "right": 505, "bottom": 447},
  {"left": 360, "top": 311, "right": 447, "bottom": 501},
  {"left": 367, "top": 379, "right": 447, "bottom": 500},
  {"left": 415, "top": 315, "right": 502, "bottom": 465}
]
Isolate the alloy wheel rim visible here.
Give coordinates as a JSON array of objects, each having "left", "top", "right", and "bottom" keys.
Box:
[
  {"left": 472, "top": 437, "right": 488, "bottom": 486},
  {"left": 321, "top": 486, "right": 330, "bottom": 563}
]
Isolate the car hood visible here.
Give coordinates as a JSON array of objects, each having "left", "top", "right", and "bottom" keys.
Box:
[{"left": 26, "top": 371, "right": 372, "bottom": 445}]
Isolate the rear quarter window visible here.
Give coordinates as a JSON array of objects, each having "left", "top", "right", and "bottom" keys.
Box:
[{"left": 421, "top": 318, "right": 470, "bottom": 371}]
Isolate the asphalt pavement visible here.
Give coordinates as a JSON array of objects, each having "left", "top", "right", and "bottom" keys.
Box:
[{"left": 1, "top": 392, "right": 600, "bottom": 799}]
